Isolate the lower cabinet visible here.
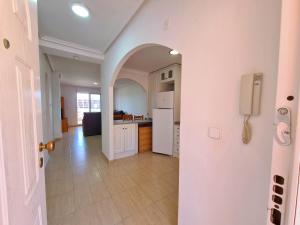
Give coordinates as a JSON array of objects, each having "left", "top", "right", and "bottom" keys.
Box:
[
  {"left": 173, "top": 124, "right": 180, "bottom": 158},
  {"left": 114, "top": 124, "right": 138, "bottom": 159}
]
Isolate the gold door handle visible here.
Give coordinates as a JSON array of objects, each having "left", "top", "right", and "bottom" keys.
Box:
[{"left": 39, "top": 141, "right": 55, "bottom": 152}]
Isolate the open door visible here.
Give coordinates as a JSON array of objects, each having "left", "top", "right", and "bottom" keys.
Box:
[
  {"left": 266, "top": 0, "right": 300, "bottom": 224},
  {"left": 0, "top": 0, "right": 51, "bottom": 224}
]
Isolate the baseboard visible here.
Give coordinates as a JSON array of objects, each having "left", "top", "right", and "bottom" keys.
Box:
[{"left": 68, "top": 124, "right": 82, "bottom": 128}]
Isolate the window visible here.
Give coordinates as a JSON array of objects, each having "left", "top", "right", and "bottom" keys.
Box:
[
  {"left": 90, "top": 94, "right": 101, "bottom": 112},
  {"left": 77, "top": 93, "right": 101, "bottom": 124}
]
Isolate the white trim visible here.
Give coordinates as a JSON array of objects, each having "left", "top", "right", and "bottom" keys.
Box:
[
  {"left": 39, "top": 36, "right": 104, "bottom": 63},
  {"left": 0, "top": 122, "right": 9, "bottom": 225},
  {"left": 45, "top": 54, "right": 55, "bottom": 72}
]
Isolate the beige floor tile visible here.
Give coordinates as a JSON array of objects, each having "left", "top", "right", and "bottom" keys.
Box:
[
  {"left": 111, "top": 191, "right": 138, "bottom": 219},
  {"left": 46, "top": 127, "right": 179, "bottom": 225},
  {"left": 143, "top": 203, "right": 175, "bottom": 225},
  {"left": 104, "top": 176, "right": 126, "bottom": 195},
  {"left": 89, "top": 181, "right": 111, "bottom": 203},
  {"left": 47, "top": 192, "right": 75, "bottom": 220},
  {"left": 95, "top": 198, "right": 122, "bottom": 225},
  {"left": 127, "top": 186, "right": 153, "bottom": 210},
  {"left": 74, "top": 187, "right": 93, "bottom": 209},
  {"left": 155, "top": 196, "right": 178, "bottom": 224},
  {"left": 122, "top": 213, "right": 149, "bottom": 225},
  {"left": 73, "top": 204, "right": 102, "bottom": 225}
]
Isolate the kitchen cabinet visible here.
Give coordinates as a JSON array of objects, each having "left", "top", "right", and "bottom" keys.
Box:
[
  {"left": 159, "top": 64, "right": 180, "bottom": 83},
  {"left": 148, "top": 72, "right": 161, "bottom": 117},
  {"left": 173, "top": 124, "right": 180, "bottom": 158},
  {"left": 138, "top": 124, "right": 152, "bottom": 153},
  {"left": 114, "top": 124, "right": 138, "bottom": 159}
]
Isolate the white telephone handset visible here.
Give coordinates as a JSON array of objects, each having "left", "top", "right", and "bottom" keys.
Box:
[
  {"left": 275, "top": 107, "right": 291, "bottom": 146},
  {"left": 239, "top": 73, "right": 263, "bottom": 144}
]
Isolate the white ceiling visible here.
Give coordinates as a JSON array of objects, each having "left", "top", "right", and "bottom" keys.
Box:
[
  {"left": 38, "top": 0, "right": 144, "bottom": 57},
  {"left": 49, "top": 55, "right": 101, "bottom": 87},
  {"left": 123, "top": 46, "right": 182, "bottom": 73}
]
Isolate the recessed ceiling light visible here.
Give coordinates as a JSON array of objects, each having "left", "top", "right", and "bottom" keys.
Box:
[
  {"left": 169, "top": 49, "right": 180, "bottom": 56},
  {"left": 93, "top": 82, "right": 98, "bottom": 85},
  {"left": 72, "top": 3, "right": 90, "bottom": 18}
]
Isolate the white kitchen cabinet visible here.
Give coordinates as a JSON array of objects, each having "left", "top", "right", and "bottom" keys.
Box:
[
  {"left": 159, "top": 64, "right": 180, "bottom": 83},
  {"left": 148, "top": 72, "right": 161, "bottom": 117},
  {"left": 114, "top": 123, "right": 138, "bottom": 159},
  {"left": 114, "top": 125, "right": 124, "bottom": 154},
  {"left": 173, "top": 124, "right": 180, "bottom": 158},
  {"left": 124, "top": 124, "right": 136, "bottom": 151}
]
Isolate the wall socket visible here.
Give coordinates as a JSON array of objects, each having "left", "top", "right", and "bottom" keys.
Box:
[{"left": 208, "top": 127, "right": 221, "bottom": 140}]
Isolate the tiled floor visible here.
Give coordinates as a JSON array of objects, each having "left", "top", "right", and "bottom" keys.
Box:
[{"left": 46, "top": 127, "right": 179, "bottom": 225}]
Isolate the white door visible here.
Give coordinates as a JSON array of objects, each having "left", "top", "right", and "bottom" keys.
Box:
[
  {"left": 114, "top": 125, "right": 124, "bottom": 153},
  {"left": 0, "top": 1, "right": 48, "bottom": 225},
  {"left": 124, "top": 124, "right": 136, "bottom": 152}
]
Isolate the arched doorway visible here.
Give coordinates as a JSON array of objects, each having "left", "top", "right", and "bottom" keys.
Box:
[{"left": 108, "top": 44, "right": 182, "bottom": 224}]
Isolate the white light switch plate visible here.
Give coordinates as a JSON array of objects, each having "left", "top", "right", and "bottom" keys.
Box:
[{"left": 208, "top": 127, "right": 221, "bottom": 140}]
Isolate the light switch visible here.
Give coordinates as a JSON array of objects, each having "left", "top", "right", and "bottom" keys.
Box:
[{"left": 208, "top": 127, "right": 221, "bottom": 140}]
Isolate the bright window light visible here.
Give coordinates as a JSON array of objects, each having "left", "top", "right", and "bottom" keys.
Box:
[
  {"left": 72, "top": 4, "right": 90, "bottom": 18},
  {"left": 169, "top": 49, "right": 180, "bottom": 55}
]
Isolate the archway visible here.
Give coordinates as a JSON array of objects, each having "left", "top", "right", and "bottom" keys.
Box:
[{"left": 108, "top": 43, "right": 183, "bottom": 224}]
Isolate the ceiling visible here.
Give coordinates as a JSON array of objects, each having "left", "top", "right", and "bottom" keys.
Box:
[
  {"left": 38, "top": 0, "right": 144, "bottom": 60},
  {"left": 50, "top": 55, "right": 101, "bottom": 87},
  {"left": 123, "top": 46, "right": 182, "bottom": 72}
]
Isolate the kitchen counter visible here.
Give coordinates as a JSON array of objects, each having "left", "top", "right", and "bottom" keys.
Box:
[{"left": 114, "top": 119, "right": 152, "bottom": 126}]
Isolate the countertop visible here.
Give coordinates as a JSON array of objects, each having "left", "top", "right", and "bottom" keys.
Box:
[{"left": 114, "top": 119, "right": 152, "bottom": 125}]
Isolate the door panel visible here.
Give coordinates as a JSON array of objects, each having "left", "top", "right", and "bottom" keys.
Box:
[
  {"left": 124, "top": 124, "right": 136, "bottom": 152},
  {"left": 12, "top": 0, "right": 32, "bottom": 40},
  {"left": 114, "top": 126, "right": 124, "bottom": 153},
  {"left": 0, "top": 123, "right": 9, "bottom": 225},
  {"left": 0, "top": 0, "right": 47, "bottom": 224},
  {"left": 15, "top": 60, "right": 39, "bottom": 197}
]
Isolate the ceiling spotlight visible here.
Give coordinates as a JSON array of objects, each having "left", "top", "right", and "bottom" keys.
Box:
[
  {"left": 169, "top": 49, "right": 180, "bottom": 56},
  {"left": 72, "top": 3, "right": 90, "bottom": 18},
  {"left": 93, "top": 82, "right": 99, "bottom": 85}
]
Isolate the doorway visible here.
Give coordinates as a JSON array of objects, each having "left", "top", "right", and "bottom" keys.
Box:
[{"left": 111, "top": 45, "right": 182, "bottom": 224}]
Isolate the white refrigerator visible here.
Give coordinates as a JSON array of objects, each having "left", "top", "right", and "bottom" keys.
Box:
[{"left": 153, "top": 91, "right": 174, "bottom": 155}]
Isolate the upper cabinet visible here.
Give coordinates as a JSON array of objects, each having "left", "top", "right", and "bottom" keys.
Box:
[
  {"left": 159, "top": 64, "right": 181, "bottom": 83},
  {"left": 148, "top": 64, "right": 181, "bottom": 121}
]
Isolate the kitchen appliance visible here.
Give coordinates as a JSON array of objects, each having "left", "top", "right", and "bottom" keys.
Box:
[{"left": 153, "top": 91, "right": 174, "bottom": 155}]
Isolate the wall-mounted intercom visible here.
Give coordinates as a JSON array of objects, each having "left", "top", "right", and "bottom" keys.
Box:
[{"left": 239, "top": 73, "right": 263, "bottom": 144}]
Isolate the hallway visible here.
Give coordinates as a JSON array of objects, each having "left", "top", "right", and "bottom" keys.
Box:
[{"left": 46, "top": 127, "right": 179, "bottom": 225}]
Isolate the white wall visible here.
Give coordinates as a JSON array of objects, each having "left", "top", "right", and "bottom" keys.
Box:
[
  {"left": 101, "top": 1, "right": 281, "bottom": 225},
  {"left": 50, "top": 55, "right": 101, "bottom": 88},
  {"left": 51, "top": 72, "right": 62, "bottom": 139},
  {"left": 39, "top": 52, "right": 54, "bottom": 142},
  {"left": 114, "top": 79, "right": 147, "bottom": 116},
  {"left": 39, "top": 52, "right": 54, "bottom": 163},
  {"left": 118, "top": 68, "right": 149, "bottom": 91},
  {"left": 60, "top": 84, "right": 101, "bottom": 126}
]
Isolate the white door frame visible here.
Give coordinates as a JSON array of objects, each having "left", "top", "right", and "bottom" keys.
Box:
[
  {"left": 288, "top": 86, "right": 300, "bottom": 224},
  {"left": 266, "top": 0, "right": 300, "bottom": 224}
]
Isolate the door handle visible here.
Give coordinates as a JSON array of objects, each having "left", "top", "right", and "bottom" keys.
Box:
[{"left": 39, "top": 141, "right": 55, "bottom": 152}]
